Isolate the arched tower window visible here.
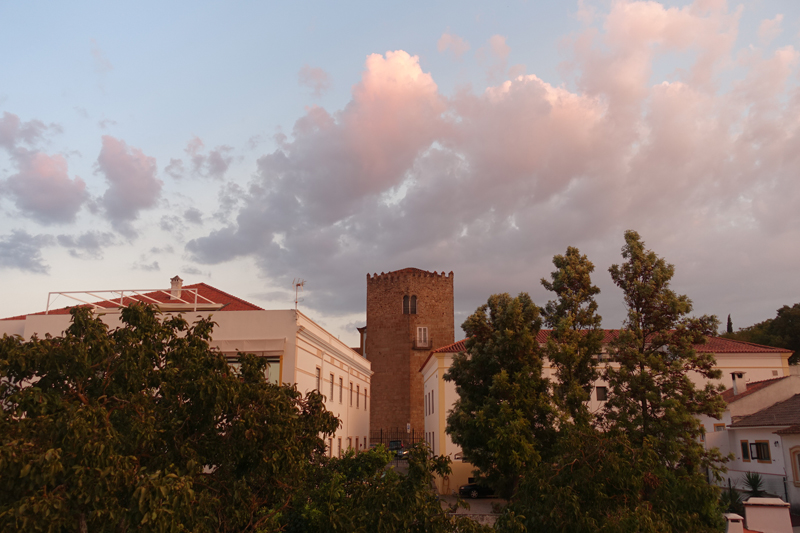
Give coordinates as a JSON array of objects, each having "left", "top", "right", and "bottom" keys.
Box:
[
  {"left": 410, "top": 295, "right": 417, "bottom": 314},
  {"left": 403, "top": 295, "right": 410, "bottom": 314}
]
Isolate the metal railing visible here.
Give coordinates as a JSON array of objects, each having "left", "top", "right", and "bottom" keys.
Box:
[{"left": 45, "top": 288, "right": 224, "bottom": 314}]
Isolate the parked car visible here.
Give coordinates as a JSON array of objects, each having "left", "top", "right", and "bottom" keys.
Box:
[
  {"left": 458, "top": 483, "right": 494, "bottom": 499},
  {"left": 387, "top": 440, "right": 409, "bottom": 459}
]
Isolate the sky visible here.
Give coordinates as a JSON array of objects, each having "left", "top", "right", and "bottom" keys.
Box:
[{"left": 2, "top": 0, "right": 800, "bottom": 346}]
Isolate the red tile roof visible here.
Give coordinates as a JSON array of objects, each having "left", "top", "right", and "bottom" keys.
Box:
[
  {"left": 776, "top": 424, "right": 800, "bottom": 435},
  {"left": 729, "top": 394, "right": 800, "bottom": 428},
  {"left": 720, "top": 376, "right": 788, "bottom": 403},
  {"left": 0, "top": 282, "right": 262, "bottom": 320},
  {"left": 428, "top": 332, "right": 788, "bottom": 355},
  {"left": 421, "top": 332, "right": 792, "bottom": 373}
]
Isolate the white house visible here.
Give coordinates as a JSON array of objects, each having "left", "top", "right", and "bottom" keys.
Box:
[
  {"left": 422, "top": 334, "right": 794, "bottom": 495},
  {"left": 0, "top": 277, "right": 372, "bottom": 458},
  {"left": 701, "top": 367, "right": 800, "bottom": 510}
]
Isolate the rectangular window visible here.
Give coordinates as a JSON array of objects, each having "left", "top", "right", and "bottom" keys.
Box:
[
  {"left": 596, "top": 386, "right": 608, "bottom": 401},
  {"left": 339, "top": 377, "right": 343, "bottom": 403},
  {"left": 350, "top": 382, "right": 353, "bottom": 406},
  {"left": 741, "top": 441, "right": 750, "bottom": 462},
  {"left": 365, "top": 388, "right": 368, "bottom": 410},
  {"left": 417, "top": 327, "right": 429, "bottom": 346},
  {"left": 338, "top": 437, "right": 342, "bottom": 458},
  {"left": 315, "top": 367, "right": 320, "bottom": 391},
  {"left": 425, "top": 393, "right": 428, "bottom": 416},
  {"left": 330, "top": 373, "right": 334, "bottom": 399},
  {"left": 348, "top": 437, "right": 352, "bottom": 450},
  {"left": 751, "top": 441, "right": 771, "bottom": 463},
  {"left": 714, "top": 424, "right": 726, "bottom": 432},
  {"left": 356, "top": 385, "right": 360, "bottom": 408},
  {"left": 328, "top": 438, "right": 333, "bottom": 458}
]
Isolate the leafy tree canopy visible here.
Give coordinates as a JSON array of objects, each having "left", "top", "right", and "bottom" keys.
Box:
[
  {"left": 1, "top": 304, "right": 484, "bottom": 533},
  {"left": 446, "top": 234, "right": 728, "bottom": 532},
  {"left": 723, "top": 303, "right": 800, "bottom": 364}
]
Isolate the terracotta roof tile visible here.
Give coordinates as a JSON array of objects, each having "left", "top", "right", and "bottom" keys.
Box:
[
  {"left": 776, "top": 424, "right": 800, "bottom": 435},
  {"left": 720, "top": 376, "right": 788, "bottom": 403},
  {"left": 729, "top": 394, "right": 800, "bottom": 428},
  {"left": 428, "top": 331, "right": 787, "bottom": 355},
  {"left": 0, "top": 282, "right": 263, "bottom": 320}
]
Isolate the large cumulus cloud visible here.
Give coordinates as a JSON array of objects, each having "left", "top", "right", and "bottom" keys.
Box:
[
  {"left": 96, "top": 135, "right": 162, "bottom": 236},
  {"left": 188, "top": 1, "right": 800, "bottom": 326},
  {"left": 0, "top": 112, "right": 87, "bottom": 224}
]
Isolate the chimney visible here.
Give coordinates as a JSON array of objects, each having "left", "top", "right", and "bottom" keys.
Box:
[
  {"left": 170, "top": 276, "right": 183, "bottom": 300},
  {"left": 731, "top": 372, "right": 746, "bottom": 396},
  {"left": 723, "top": 513, "right": 744, "bottom": 533}
]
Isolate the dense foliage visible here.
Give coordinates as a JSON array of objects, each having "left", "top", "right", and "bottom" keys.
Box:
[
  {"left": 446, "top": 232, "right": 727, "bottom": 532},
  {"left": 723, "top": 303, "right": 800, "bottom": 364},
  {"left": 0, "top": 305, "right": 485, "bottom": 533}
]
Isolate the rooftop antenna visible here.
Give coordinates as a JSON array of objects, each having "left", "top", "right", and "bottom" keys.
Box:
[{"left": 292, "top": 278, "right": 306, "bottom": 310}]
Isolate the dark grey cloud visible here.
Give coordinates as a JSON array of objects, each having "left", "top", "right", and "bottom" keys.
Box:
[
  {"left": 96, "top": 135, "right": 162, "bottom": 236},
  {"left": 184, "top": 207, "right": 203, "bottom": 225},
  {"left": 0, "top": 230, "right": 54, "bottom": 273},
  {"left": 134, "top": 261, "right": 160, "bottom": 272},
  {"left": 165, "top": 158, "right": 184, "bottom": 179},
  {"left": 159, "top": 215, "right": 184, "bottom": 233},
  {"left": 57, "top": 231, "right": 115, "bottom": 259},
  {"left": 184, "top": 137, "right": 233, "bottom": 180},
  {"left": 181, "top": 265, "right": 209, "bottom": 277}
]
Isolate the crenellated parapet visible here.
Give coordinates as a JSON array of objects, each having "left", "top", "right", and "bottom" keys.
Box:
[{"left": 367, "top": 268, "right": 454, "bottom": 283}]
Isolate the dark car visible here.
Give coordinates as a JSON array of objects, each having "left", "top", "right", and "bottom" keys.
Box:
[
  {"left": 458, "top": 483, "right": 494, "bottom": 499},
  {"left": 387, "top": 440, "right": 409, "bottom": 459}
]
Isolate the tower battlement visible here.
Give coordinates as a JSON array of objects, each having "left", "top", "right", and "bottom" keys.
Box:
[{"left": 367, "top": 268, "right": 454, "bottom": 283}]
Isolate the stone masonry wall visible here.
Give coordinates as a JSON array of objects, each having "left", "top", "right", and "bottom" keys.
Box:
[{"left": 366, "top": 268, "right": 454, "bottom": 433}]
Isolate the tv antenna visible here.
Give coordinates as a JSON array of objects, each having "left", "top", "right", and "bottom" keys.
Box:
[{"left": 292, "top": 278, "right": 306, "bottom": 310}]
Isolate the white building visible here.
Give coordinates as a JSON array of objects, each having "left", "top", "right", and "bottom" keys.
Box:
[
  {"left": 0, "top": 278, "right": 372, "bottom": 458},
  {"left": 701, "top": 367, "right": 800, "bottom": 510},
  {"left": 422, "top": 334, "right": 794, "bottom": 495}
]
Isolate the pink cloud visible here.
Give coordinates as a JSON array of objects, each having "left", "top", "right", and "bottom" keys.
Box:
[
  {"left": 758, "top": 14, "right": 783, "bottom": 46},
  {"left": 188, "top": 1, "right": 800, "bottom": 329},
  {"left": 6, "top": 151, "right": 88, "bottom": 224},
  {"left": 437, "top": 32, "right": 470, "bottom": 59},
  {"left": 97, "top": 136, "right": 162, "bottom": 235}
]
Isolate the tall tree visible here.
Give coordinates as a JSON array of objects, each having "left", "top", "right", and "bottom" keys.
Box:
[
  {"left": 445, "top": 293, "right": 556, "bottom": 498},
  {"left": 541, "top": 246, "right": 604, "bottom": 427},
  {"left": 726, "top": 314, "right": 733, "bottom": 334},
  {"left": 603, "top": 230, "right": 726, "bottom": 473}
]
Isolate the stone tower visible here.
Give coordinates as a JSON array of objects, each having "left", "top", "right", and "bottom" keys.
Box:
[{"left": 365, "top": 268, "right": 454, "bottom": 432}]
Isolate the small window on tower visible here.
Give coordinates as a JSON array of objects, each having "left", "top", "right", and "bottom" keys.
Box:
[
  {"left": 403, "top": 295, "right": 410, "bottom": 314},
  {"left": 410, "top": 295, "right": 417, "bottom": 314}
]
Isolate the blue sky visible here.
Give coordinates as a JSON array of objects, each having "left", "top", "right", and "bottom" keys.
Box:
[{"left": 2, "top": 0, "right": 800, "bottom": 344}]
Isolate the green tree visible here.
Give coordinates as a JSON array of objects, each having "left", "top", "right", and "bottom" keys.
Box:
[
  {"left": 723, "top": 303, "right": 800, "bottom": 364},
  {"left": 284, "top": 444, "right": 491, "bottom": 533},
  {"left": 726, "top": 314, "right": 733, "bottom": 334},
  {"left": 444, "top": 293, "right": 556, "bottom": 498},
  {"left": 599, "top": 230, "right": 726, "bottom": 530},
  {"left": 541, "top": 246, "right": 604, "bottom": 427},
  {"left": 0, "top": 304, "right": 339, "bottom": 532}
]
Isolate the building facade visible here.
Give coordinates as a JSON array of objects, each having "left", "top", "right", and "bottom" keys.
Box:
[
  {"left": 364, "top": 268, "right": 454, "bottom": 433},
  {"left": 424, "top": 336, "right": 795, "bottom": 494},
  {"left": 0, "top": 279, "right": 372, "bottom": 458}
]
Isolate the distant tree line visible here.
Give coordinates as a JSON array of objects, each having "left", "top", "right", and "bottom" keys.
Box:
[{"left": 723, "top": 304, "right": 800, "bottom": 364}]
